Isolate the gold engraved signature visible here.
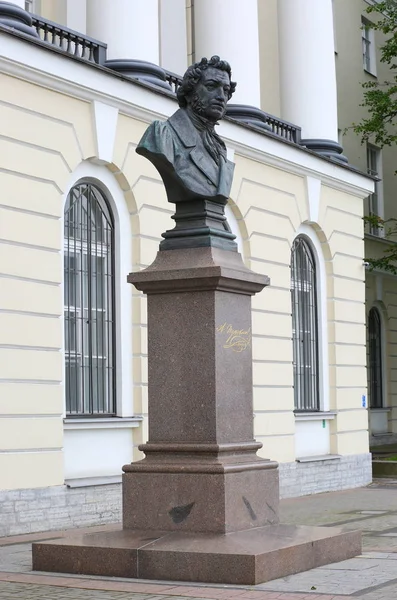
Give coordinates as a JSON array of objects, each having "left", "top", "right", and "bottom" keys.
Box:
[{"left": 216, "top": 322, "right": 251, "bottom": 353}]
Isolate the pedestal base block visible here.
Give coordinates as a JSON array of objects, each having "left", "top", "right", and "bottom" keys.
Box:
[
  {"left": 122, "top": 463, "right": 279, "bottom": 533},
  {"left": 32, "top": 524, "right": 361, "bottom": 585}
]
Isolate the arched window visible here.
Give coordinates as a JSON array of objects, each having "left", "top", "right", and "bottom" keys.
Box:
[
  {"left": 368, "top": 307, "right": 383, "bottom": 408},
  {"left": 64, "top": 183, "right": 116, "bottom": 416},
  {"left": 291, "top": 236, "right": 320, "bottom": 411}
]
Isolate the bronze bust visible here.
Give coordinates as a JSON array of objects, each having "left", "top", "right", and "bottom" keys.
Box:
[{"left": 136, "top": 56, "right": 238, "bottom": 251}]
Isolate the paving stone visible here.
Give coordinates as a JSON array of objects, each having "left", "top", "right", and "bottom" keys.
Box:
[{"left": 4, "top": 485, "right": 397, "bottom": 598}]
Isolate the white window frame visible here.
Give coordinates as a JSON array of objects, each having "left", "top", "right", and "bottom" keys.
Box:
[
  {"left": 25, "top": 0, "right": 37, "bottom": 13},
  {"left": 292, "top": 225, "right": 330, "bottom": 414},
  {"left": 62, "top": 162, "right": 133, "bottom": 419},
  {"left": 362, "top": 18, "right": 377, "bottom": 76},
  {"left": 291, "top": 238, "right": 320, "bottom": 412},
  {"left": 366, "top": 144, "right": 384, "bottom": 237}
]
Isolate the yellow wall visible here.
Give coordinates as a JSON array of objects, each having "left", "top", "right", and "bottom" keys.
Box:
[{"left": 0, "top": 68, "right": 370, "bottom": 490}]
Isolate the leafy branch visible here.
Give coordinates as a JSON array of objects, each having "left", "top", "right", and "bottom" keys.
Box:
[
  {"left": 352, "top": 0, "right": 397, "bottom": 148},
  {"left": 364, "top": 215, "right": 397, "bottom": 273}
]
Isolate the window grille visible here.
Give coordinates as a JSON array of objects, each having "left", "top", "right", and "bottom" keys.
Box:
[
  {"left": 64, "top": 183, "right": 116, "bottom": 416},
  {"left": 291, "top": 237, "right": 320, "bottom": 412},
  {"left": 368, "top": 307, "right": 383, "bottom": 408}
]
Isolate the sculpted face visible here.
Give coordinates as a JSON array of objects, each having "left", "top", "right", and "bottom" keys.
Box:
[{"left": 189, "top": 67, "right": 231, "bottom": 122}]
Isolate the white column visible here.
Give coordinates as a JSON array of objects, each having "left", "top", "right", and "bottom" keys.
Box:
[
  {"left": 86, "top": 0, "right": 159, "bottom": 63},
  {"left": 66, "top": 0, "right": 86, "bottom": 34},
  {"left": 278, "top": 0, "right": 338, "bottom": 143},
  {"left": 194, "top": 0, "right": 261, "bottom": 107},
  {"left": 160, "top": 0, "right": 187, "bottom": 75}
]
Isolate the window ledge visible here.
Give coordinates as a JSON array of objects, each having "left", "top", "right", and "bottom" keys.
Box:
[
  {"left": 295, "top": 411, "right": 337, "bottom": 422},
  {"left": 365, "top": 233, "right": 389, "bottom": 245},
  {"left": 65, "top": 475, "right": 122, "bottom": 488},
  {"left": 296, "top": 454, "right": 341, "bottom": 464},
  {"left": 370, "top": 407, "right": 391, "bottom": 413},
  {"left": 64, "top": 416, "right": 143, "bottom": 430},
  {"left": 363, "top": 68, "right": 377, "bottom": 78}
]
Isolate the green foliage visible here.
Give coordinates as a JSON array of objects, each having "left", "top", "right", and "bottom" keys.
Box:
[
  {"left": 353, "top": 2, "right": 397, "bottom": 274},
  {"left": 352, "top": 0, "right": 397, "bottom": 147},
  {"left": 364, "top": 215, "right": 397, "bottom": 274}
]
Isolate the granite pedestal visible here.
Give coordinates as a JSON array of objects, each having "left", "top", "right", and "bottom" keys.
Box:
[{"left": 32, "top": 247, "right": 361, "bottom": 584}]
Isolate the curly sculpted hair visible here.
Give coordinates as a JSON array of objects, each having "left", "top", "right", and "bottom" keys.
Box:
[{"left": 177, "top": 55, "right": 237, "bottom": 108}]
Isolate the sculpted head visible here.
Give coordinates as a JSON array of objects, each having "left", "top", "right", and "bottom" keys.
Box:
[{"left": 177, "top": 56, "right": 236, "bottom": 123}]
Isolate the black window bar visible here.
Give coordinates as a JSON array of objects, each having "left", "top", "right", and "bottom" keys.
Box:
[
  {"left": 64, "top": 183, "right": 116, "bottom": 417},
  {"left": 291, "top": 237, "right": 320, "bottom": 411},
  {"left": 368, "top": 307, "right": 383, "bottom": 409}
]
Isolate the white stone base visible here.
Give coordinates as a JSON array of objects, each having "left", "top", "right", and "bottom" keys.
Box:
[
  {"left": 0, "top": 484, "right": 122, "bottom": 538},
  {"left": 0, "top": 453, "right": 373, "bottom": 537},
  {"left": 279, "top": 453, "right": 373, "bottom": 498}
]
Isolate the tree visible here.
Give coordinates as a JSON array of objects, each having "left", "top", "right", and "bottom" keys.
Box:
[
  {"left": 353, "top": 0, "right": 397, "bottom": 147},
  {"left": 352, "top": 0, "right": 397, "bottom": 273}
]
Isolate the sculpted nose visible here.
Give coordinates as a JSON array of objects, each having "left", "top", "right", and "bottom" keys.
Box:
[{"left": 216, "top": 88, "right": 226, "bottom": 102}]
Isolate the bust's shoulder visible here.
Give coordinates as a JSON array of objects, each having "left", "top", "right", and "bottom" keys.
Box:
[
  {"left": 137, "top": 118, "right": 173, "bottom": 154},
  {"left": 144, "top": 118, "right": 170, "bottom": 135}
]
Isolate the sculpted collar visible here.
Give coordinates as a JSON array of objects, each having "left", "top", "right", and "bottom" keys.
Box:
[{"left": 169, "top": 109, "right": 226, "bottom": 164}]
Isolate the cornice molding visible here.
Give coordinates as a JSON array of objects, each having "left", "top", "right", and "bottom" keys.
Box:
[{"left": 0, "top": 29, "right": 374, "bottom": 199}]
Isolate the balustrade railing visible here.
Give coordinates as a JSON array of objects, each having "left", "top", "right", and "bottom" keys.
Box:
[
  {"left": 31, "top": 15, "right": 107, "bottom": 64},
  {"left": 164, "top": 70, "right": 181, "bottom": 95},
  {"left": 7, "top": 15, "right": 301, "bottom": 146},
  {"left": 264, "top": 113, "right": 301, "bottom": 144}
]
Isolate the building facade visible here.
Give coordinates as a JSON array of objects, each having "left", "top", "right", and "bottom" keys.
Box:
[
  {"left": 333, "top": 0, "right": 397, "bottom": 442},
  {"left": 0, "top": 0, "right": 374, "bottom": 536}
]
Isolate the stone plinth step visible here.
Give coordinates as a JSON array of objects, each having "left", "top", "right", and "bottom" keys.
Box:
[{"left": 32, "top": 524, "right": 361, "bottom": 585}]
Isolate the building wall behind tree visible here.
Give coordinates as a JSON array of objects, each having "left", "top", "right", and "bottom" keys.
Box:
[{"left": 335, "top": 0, "right": 397, "bottom": 441}]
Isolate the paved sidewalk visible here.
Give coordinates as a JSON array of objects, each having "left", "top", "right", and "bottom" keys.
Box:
[{"left": 1, "top": 479, "right": 397, "bottom": 599}]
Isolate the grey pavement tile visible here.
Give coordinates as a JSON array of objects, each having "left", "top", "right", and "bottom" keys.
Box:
[
  {"left": 356, "top": 581, "right": 397, "bottom": 599},
  {"left": 317, "top": 557, "right": 379, "bottom": 571},
  {"left": 363, "top": 552, "right": 396, "bottom": 558},
  {"left": 0, "top": 543, "right": 32, "bottom": 574},
  {"left": 256, "top": 555, "right": 397, "bottom": 596},
  {"left": 0, "top": 583, "right": 171, "bottom": 600}
]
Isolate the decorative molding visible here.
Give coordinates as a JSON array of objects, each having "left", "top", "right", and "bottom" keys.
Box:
[
  {"left": 0, "top": 31, "right": 175, "bottom": 123},
  {"left": 0, "top": 2, "right": 38, "bottom": 37},
  {"left": 65, "top": 475, "right": 122, "bottom": 487},
  {"left": 223, "top": 124, "right": 374, "bottom": 199},
  {"left": 295, "top": 411, "right": 337, "bottom": 422},
  {"left": 306, "top": 176, "right": 321, "bottom": 224},
  {"left": 92, "top": 101, "right": 119, "bottom": 164},
  {"left": 105, "top": 59, "right": 172, "bottom": 91},
  {"left": 301, "top": 139, "right": 348, "bottom": 164},
  {"left": 64, "top": 417, "right": 142, "bottom": 430},
  {"left": 296, "top": 454, "right": 341, "bottom": 463},
  {"left": 376, "top": 275, "right": 383, "bottom": 301},
  {"left": 0, "top": 30, "right": 375, "bottom": 200},
  {"left": 226, "top": 146, "right": 235, "bottom": 163},
  {"left": 226, "top": 104, "right": 272, "bottom": 132}
]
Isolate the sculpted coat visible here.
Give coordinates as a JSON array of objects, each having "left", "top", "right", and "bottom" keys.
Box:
[{"left": 136, "top": 108, "right": 235, "bottom": 204}]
